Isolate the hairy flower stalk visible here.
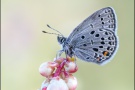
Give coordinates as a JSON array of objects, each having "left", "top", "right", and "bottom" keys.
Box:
[{"left": 39, "top": 57, "right": 78, "bottom": 90}]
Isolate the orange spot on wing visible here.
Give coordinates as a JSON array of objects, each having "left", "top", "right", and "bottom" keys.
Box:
[{"left": 103, "top": 51, "right": 108, "bottom": 56}]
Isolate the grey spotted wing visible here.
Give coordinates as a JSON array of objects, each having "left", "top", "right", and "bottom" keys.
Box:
[
  {"left": 72, "top": 28, "right": 118, "bottom": 65},
  {"left": 67, "top": 7, "right": 117, "bottom": 42}
]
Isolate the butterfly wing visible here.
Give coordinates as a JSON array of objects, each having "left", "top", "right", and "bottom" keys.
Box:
[
  {"left": 67, "top": 7, "right": 117, "bottom": 42},
  {"left": 67, "top": 7, "right": 118, "bottom": 65},
  {"left": 72, "top": 28, "right": 118, "bottom": 65}
]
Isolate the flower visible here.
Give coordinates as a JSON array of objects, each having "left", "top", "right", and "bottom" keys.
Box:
[
  {"left": 39, "top": 57, "right": 78, "bottom": 90},
  {"left": 47, "top": 76, "right": 68, "bottom": 90},
  {"left": 39, "top": 62, "right": 58, "bottom": 78}
]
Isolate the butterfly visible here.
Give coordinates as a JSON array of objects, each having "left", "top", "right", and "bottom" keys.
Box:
[{"left": 43, "top": 7, "right": 118, "bottom": 65}]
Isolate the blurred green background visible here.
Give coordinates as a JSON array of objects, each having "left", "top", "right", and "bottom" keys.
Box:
[{"left": 1, "top": 0, "right": 134, "bottom": 90}]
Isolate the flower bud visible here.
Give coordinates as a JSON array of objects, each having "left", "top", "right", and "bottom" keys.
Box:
[
  {"left": 47, "top": 77, "right": 68, "bottom": 90},
  {"left": 65, "top": 61, "right": 78, "bottom": 73},
  {"left": 65, "top": 74, "right": 77, "bottom": 90},
  {"left": 54, "top": 57, "right": 65, "bottom": 64},
  {"left": 39, "top": 62, "right": 58, "bottom": 77}
]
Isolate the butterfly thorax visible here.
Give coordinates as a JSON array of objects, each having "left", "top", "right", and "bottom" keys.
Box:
[{"left": 57, "top": 36, "right": 74, "bottom": 57}]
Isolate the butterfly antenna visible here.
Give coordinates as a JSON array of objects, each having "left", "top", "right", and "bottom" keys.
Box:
[
  {"left": 45, "top": 24, "right": 63, "bottom": 36},
  {"left": 42, "top": 30, "right": 60, "bottom": 36}
]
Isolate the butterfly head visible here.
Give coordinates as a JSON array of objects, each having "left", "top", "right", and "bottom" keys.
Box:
[{"left": 57, "top": 36, "right": 67, "bottom": 45}]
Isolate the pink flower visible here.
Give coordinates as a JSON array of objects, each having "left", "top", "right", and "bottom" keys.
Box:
[
  {"left": 39, "top": 57, "right": 78, "bottom": 90},
  {"left": 65, "top": 61, "right": 78, "bottom": 73},
  {"left": 47, "top": 77, "right": 68, "bottom": 90},
  {"left": 65, "top": 74, "right": 77, "bottom": 90},
  {"left": 39, "top": 62, "right": 58, "bottom": 78}
]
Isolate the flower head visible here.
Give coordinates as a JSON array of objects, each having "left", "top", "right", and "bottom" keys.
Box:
[{"left": 39, "top": 57, "right": 78, "bottom": 90}]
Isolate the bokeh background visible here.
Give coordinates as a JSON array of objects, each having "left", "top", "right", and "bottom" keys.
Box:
[{"left": 1, "top": 0, "right": 134, "bottom": 90}]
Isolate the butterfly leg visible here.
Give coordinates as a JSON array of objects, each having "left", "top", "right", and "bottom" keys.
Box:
[
  {"left": 56, "top": 50, "right": 64, "bottom": 59},
  {"left": 73, "top": 54, "right": 77, "bottom": 64}
]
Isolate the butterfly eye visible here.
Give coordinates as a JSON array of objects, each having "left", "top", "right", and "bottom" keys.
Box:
[
  {"left": 57, "top": 36, "right": 66, "bottom": 44},
  {"left": 61, "top": 38, "right": 65, "bottom": 43}
]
